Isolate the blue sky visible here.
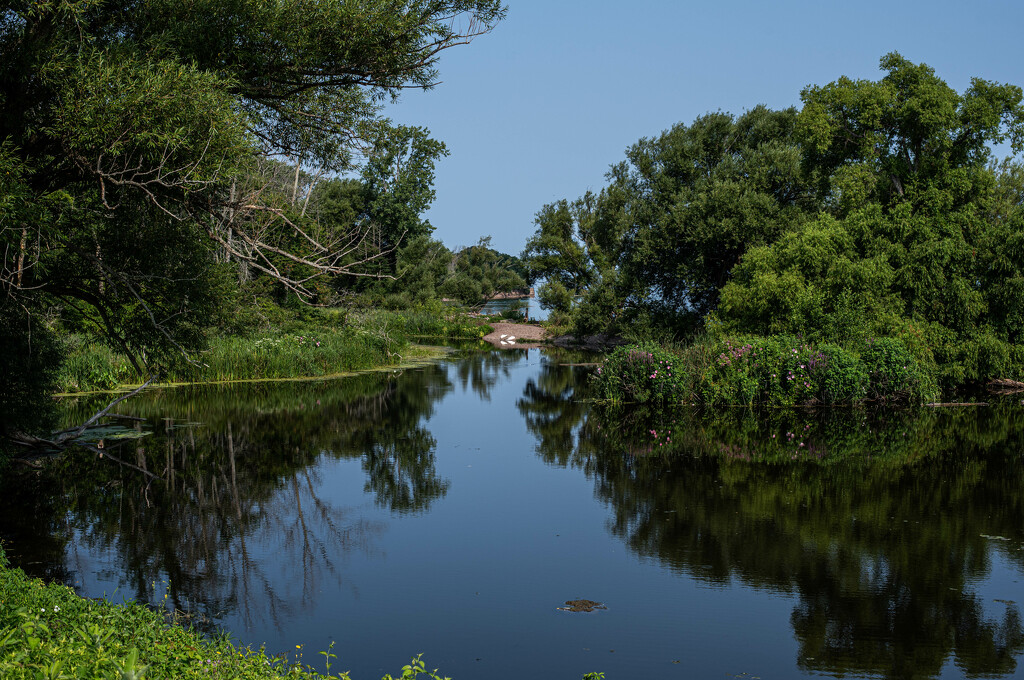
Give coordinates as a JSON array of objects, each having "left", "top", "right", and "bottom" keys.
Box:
[{"left": 386, "top": 0, "right": 1024, "bottom": 256}]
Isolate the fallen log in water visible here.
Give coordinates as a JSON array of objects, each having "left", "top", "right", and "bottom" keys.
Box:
[{"left": 988, "top": 378, "right": 1024, "bottom": 393}]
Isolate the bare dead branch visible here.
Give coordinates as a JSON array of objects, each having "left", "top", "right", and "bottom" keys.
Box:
[{"left": 52, "top": 376, "right": 156, "bottom": 445}]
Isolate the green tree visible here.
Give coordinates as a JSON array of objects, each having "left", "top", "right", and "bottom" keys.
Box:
[
  {"left": 361, "top": 126, "right": 449, "bottom": 275},
  {"left": 522, "top": 107, "right": 816, "bottom": 336},
  {"left": 617, "top": 106, "right": 815, "bottom": 318},
  {"left": 1, "top": 0, "right": 505, "bottom": 440},
  {"left": 798, "top": 52, "right": 1024, "bottom": 212},
  {"left": 523, "top": 191, "right": 627, "bottom": 331},
  {"left": 718, "top": 54, "right": 1024, "bottom": 384},
  {"left": 440, "top": 236, "right": 527, "bottom": 304}
]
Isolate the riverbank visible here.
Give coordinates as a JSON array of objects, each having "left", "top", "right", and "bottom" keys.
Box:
[
  {"left": 0, "top": 547, "right": 442, "bottom": 680},
  {"left": 482, "top": 321, "right": 548, "bottom": 348},
  {"left": 53, "top": 344, "right": 451, "bottom": 397},
  {"left": 55, "top": 308, "right": 493, "bottom": 394},
  {"left": 593, "top": 336, "right": 942, "bottom": 406}
]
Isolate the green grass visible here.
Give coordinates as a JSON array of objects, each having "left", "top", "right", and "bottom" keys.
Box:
[
  {"left": 0, "top": 548, "right": 451, "bottom": 679},
  {"left": 1, "top": 548, "right": 604, "bottom": 679},
  {"left": 55, "top": 335, "right": 136, "bottom": 392},
  {"left": 55, "top": 327, "right": 403, "bottom": 393},
  {"left": 171, "top": 326, "right": 402, "bottom": 384},
  {"left": 354, "top": 309, "right": 492, "bottom": 340},
  {"left": 53, "top": 306, "right": 491, "bottom": 393}
]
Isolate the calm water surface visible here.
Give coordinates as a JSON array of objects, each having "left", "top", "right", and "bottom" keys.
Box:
[{"left": 2, "top": 348, "right": 1023, "bottom": 679}]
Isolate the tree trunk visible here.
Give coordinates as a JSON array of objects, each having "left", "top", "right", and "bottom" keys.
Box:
[{"left": 16, "top": 227, "right": 27, "bottom": 288}]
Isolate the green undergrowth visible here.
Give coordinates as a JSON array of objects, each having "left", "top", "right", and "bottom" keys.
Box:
[
  {"left": 1, "top": 548, "right": 604, "bottom": 680},
  {"left": 175, "top": 327, "right": 402, "bottom": 384},
  {"left": 593, "top": 335, "right": 940, "bottom": 406},
  {"left": 0, "top": 548, "right": 446, "bottom": 680},
  {"left": 358, "top": 309, "right": 493, "bottom": 340},
  {"left": 55, "top": 307, "right": 488, "bottom": 393}
]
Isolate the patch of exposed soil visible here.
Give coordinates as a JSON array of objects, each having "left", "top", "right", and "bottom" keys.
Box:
[{"left": 483, "top": 322, "right": 547, "bottom": 348}]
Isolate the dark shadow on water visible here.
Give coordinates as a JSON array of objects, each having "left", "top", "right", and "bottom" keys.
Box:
[{"left": 1, "top": 367, "right": 457, "bottom": 633}]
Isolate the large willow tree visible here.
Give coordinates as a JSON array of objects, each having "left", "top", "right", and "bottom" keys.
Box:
[
  {"left": 719, "top": 54, "right": 1024, "bottom": 384},
  {"left": 0, "top": 0, "right": 505, "bottom": 436}
]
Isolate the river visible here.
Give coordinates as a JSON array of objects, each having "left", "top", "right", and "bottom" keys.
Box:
[{"left": 2, "top": 347, "right": 1023, "bottom": 679}]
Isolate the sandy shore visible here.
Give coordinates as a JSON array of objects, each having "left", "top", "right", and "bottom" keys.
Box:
[{"left": 483, "top": 322, "right": 547, "bottom": 348}]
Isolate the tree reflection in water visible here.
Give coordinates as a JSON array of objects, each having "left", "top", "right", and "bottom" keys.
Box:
[
  {"left": 2, "top": 366, "right": 456, "bottom": 633},
  {"left": 3, "top": 351, "right": 1023, "bottom": 678},
  {"left": 449, "top": 347, "right": 530, "bottom": 401},
  {"left": 517, "top": 358, "right": 1024, "bottom": 679}
]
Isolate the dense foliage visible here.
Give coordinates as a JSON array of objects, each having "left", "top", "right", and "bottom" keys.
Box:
[
  {"left": 525, "top": 54, "right": 1024, "bottom": 393},
  {"left": 1, "top": 0, "right": 514, "bottom": 442},
  {"left": 351, "top": 235, "right": 528, "bottom": 309},
  {"left": 593, "top": 336, "right": 939, "bottom": 406}
]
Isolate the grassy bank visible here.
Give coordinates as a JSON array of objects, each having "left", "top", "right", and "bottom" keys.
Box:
[
  {"left": 593, "top": 335, "right": 941, "bottom": 406},
  {"left": 55, "top": 308, "right": 493, "bottom": 394},
  {"left": 0, "top": 548, "right": 447, "bottom": 680},
  {"left": 1, "top": 548, "right": 606, "bottom": 680}
]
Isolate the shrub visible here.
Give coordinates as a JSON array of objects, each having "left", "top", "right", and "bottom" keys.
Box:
[
  {"left": 697, "top": 336, "right": 831, "bottom": 406},
  {"left": 56, "top": 336, "right": 137, "bottom": 392},
  {"left": 818, "top": 344, "right": 869, "bottom": 404},
  {"left": 596, "top": 335, "right": 939, "bottom": 406},
  {"left": 592, "top": 342, "right": 687, "bottom": 403},
  {"left": 861, "top": 337, "right": 939, "bottom": 403}
]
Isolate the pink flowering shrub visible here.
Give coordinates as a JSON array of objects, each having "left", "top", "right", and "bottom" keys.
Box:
[
  {"left": 595, "top": 336, "right": 937, "bottom": 405},
  {"left": 700, "top": 336, "right": 833, "bottom": 405},
  {"left": 592, "top": 342, "right": 687, "bottom": 403}
]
